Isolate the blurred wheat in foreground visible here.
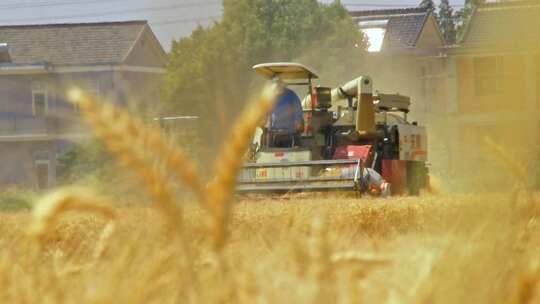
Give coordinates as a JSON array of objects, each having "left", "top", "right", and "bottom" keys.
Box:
[{"left": 0, "top": 89, "right": 537, "bottom": 303}]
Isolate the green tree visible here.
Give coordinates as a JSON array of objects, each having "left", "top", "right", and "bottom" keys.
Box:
[
  {"left": 163, "top": 0, "right": 367, "bottom": 150},
  {"left": 419, "top": 0, "right": 436, "bottom": 11},
  {"left": 56, "top": 140, "right": 111, "bottom": 183},
  {"left": 438, "top": 0, "right": 457, "bottom": 44}
]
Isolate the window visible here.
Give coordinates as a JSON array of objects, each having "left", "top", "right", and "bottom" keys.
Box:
[
  {"left": 34, "top": 150, "right": 50, "bottom": 189},
  {"left": 419, "top": 65, "right": 434, "bottom": 99},
  {"left": 32, "top": 82, "right": 48, "bottom": 116},
  {"left": 473, "top": 56, "right": 504, "bottom": 96},
  {"left": 362, "top": 28, "right": 386, "bottom": 52},
  {"left": 358, "top": 20, "right": 388, "bottom": 53}
]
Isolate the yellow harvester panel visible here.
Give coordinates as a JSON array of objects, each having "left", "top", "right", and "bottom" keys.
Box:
[{"left": 255, "top": 150, "right": 312, "bottom": 180}]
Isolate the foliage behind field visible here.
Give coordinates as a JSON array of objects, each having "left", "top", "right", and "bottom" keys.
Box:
[{"left": 163, "top": 0, "right": 366, "bottom": 159}]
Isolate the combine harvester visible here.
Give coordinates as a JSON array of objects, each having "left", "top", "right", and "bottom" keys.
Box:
[{"left": 238, "top": 63, "right": 429, "bottom": 196}]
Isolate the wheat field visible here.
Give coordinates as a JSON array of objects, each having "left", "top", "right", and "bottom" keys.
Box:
[
  {"left": 0, "top": 88, "right": 538, "bottom": 303},
  {"left": 0, "top": 194, "right": 538, "bottom": 303}
]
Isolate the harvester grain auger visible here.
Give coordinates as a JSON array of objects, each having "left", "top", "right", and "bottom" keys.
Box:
[{"left": 237, "top": 63, "right": 429, "bottom": 196}]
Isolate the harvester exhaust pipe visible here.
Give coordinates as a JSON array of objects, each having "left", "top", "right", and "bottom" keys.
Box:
[{"left": 331, "top": 76, "right": 376, "bottom": 138}]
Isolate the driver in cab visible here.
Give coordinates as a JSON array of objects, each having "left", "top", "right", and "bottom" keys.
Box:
[{"left": 267, "top": 77, "right": 304, "bottom": 148}]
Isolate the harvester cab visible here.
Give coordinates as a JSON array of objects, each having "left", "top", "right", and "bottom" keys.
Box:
[
  {"left": 251, "top": 62, "right": 318, "bottom": 151},
  {"left": 238, "top": 62, "right": 429, "bottom": 196}
]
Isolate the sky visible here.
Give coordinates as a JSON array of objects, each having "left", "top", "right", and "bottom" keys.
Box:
[{"left": 0, "top": 0, "right": 465, "bottom": 51}]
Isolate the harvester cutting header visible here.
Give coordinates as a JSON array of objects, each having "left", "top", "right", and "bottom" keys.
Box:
[{"left": 238, "top": 62, "right": 429, "bottom": 196}]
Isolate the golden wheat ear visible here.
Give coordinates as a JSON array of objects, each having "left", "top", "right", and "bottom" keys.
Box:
[
  {"left": 70, "top": 88, "right": 204, "bottom": 197},
  {"left": 68, "top": 89, "right": 203, "bottom": 229},
  {"left": 483, "top": 137, "right": 529, "bottom": 186},
  {"left": 204, "top": 84, "right": 279, "bottom": 249},
  {"left": 483, "top": 137, "right": 537, "bottom": 214},
  {"left": 28, "top": 188, "right": 116, "bottom": 243}
]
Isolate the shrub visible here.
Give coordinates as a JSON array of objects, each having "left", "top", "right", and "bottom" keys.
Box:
[
  {"left": 0, "top": 186, "right": 35, "bottom": 211},
  {"left": 56, "top": 140, "right": 111, "bottom": 184}
]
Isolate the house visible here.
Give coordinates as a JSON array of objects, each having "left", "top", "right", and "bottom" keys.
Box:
[
  {"left": 349, "top": 2, "right": 540, "bottom": 190},
  {"left": 350, "top": 7, "right": 444, "bottom": 54},
  {"left": 348, "top": 7, "right": 449, "bottom": 180},
  {"left": 0, "top": 20, "right": 166, "bottom": 189},
  {"left": 348, "top": 7, "right": 446, "bottom": 124},
  {"left": 443, "top": 0, "right": 540, "bottom": 189}
]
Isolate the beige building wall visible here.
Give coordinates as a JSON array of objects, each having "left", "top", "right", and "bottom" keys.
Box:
[{"left": 440, "top": 52, "right": 540, "bottom": 190}]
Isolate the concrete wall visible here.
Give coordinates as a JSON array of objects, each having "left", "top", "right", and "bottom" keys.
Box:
[
  {"left": 0, "top": 140, "right": 58, "bottom": 189},
  {"left": 0, "top": 71, "right": 122, "bottom": 134},
  {"left": 113, "top": 70, "right": 163, "bottom": 117},
  {"left": 441, "top": 52, "right": 540, "bottom": 190},
  {"left": 124, "top": 28, "right": 166, "bottom": 68},
  {"left": 0, "top": 74, "right": 49, "bottom": 117},
  {"left": 0, "top": 69, "right": 163, "bottom": 189}
]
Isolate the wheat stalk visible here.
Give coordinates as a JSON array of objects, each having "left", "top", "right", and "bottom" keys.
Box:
[
  {"left": 330, "top": 251, "right": 392, "bottom": 266},
  {"left": 204, "top": 84, "right": 279, "bottom": 249},
  {"left": 69, "top": 84, "right": 279, "bottom": 248},
  {"left": 68, "top": 89, "right": 201, "bottom": 229},
  {"left": 483, "top": 137, "right": 529, "bottom": 187},
  {"left": 483, "top": 137, "right": 537, "bottom": 215},
  {"left": 28, "top": 188, "right": 116, "bottom": 243},
  {"left": 93, "top": 221, "right": 115, "bottom": 259},
  {"left": 71, "top": 88, "right": 204, "bottom": 197},
  {"left": 516, "top": 271, "right": 540, "bottom": 304}
]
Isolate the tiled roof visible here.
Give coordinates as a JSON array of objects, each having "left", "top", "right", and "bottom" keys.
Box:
[
  {"left": 461, "top": 0, "right": 540, "bottom": 48},
  {"left": 0, "top": 20, "right": 148, "bottom": 66},
  {"left": 349, "top": 7, "right": 431, "bottom": 49}
]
